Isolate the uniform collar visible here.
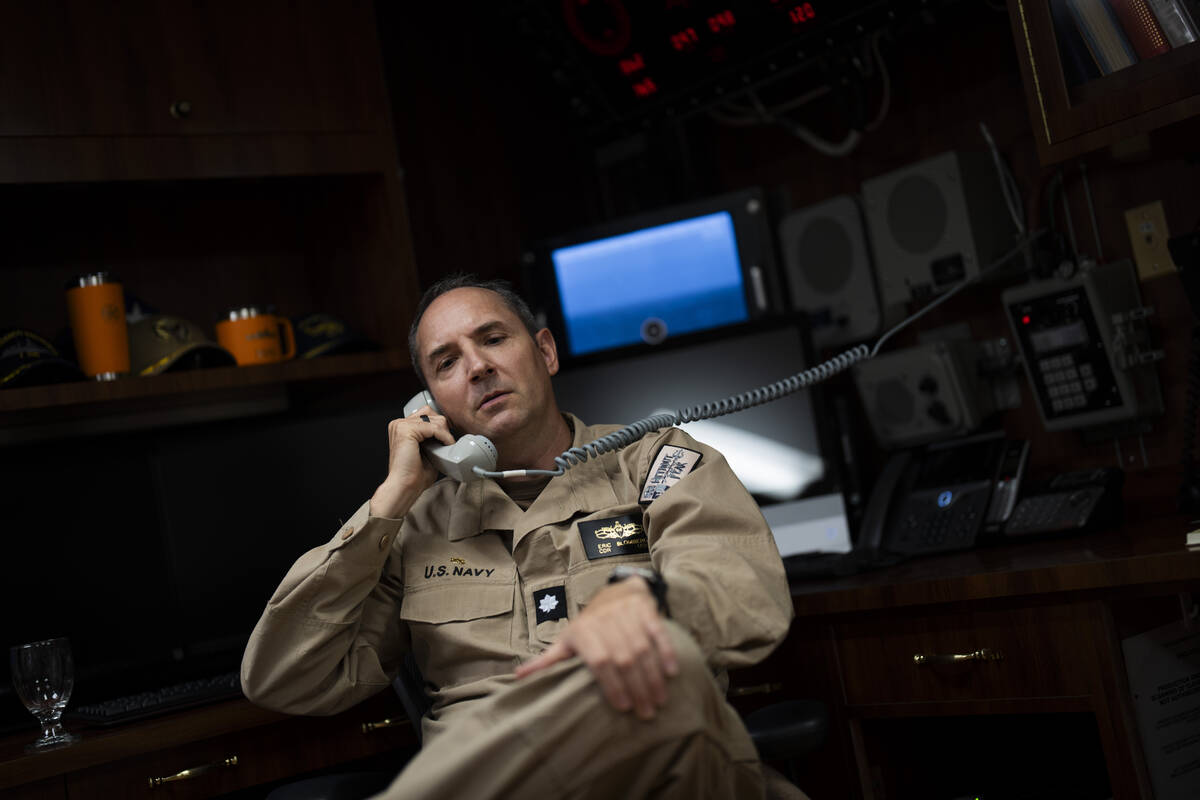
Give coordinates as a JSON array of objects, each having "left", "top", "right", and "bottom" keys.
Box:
[{"left": 445, "top": 412, "right": 620, "bottom": 542}]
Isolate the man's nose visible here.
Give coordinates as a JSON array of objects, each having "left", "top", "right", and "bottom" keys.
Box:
[{"left": 464, "top": 347, "right": 495, "bottom": 381}]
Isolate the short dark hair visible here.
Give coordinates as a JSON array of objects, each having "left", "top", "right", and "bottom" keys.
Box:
[{"left": 408, "top": 273, "right": 540, "bottom": 385}]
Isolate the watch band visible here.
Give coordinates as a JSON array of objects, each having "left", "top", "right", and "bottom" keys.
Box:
[{"left": 608, "top": 565, "right": 670, "bottom": 617}]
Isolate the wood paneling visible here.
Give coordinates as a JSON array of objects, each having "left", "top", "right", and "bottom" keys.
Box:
[{"left": 0, "top": 0, "right": 386, "bottom": 138}]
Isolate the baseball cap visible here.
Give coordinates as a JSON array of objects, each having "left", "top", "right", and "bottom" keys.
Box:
[
  {"left": 0, "top": 328, "right": 86, "bottom": 388},
  {"left": 292, "top": 312, "right": 377, "bottom": 359},
  {"left": 128, "top": 315, "right": 236, "bottom": 376}
]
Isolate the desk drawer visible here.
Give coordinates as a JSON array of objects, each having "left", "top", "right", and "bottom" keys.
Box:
[
  {"left": 64, "top": 707, "right": 409, "bottom": 800},
  {"left": 835, "top": 603, "right": 1101, "bottom": 706}
]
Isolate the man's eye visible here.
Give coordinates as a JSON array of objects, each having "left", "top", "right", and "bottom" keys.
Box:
[
  {"left": 436, "top": 357, "right": 456, "bottom": 372},
  {"left": 486, "top": 335, "right": 505, "bottom": 345}
]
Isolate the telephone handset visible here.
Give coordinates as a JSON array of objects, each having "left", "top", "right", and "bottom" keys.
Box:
[{"left": 402, "top": 391, "right": 498, "bottom": 482}]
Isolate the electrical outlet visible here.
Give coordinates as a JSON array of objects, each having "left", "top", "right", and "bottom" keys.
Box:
[{"left": 1124, "top": 200, "right": 1177, "bottom": 280}]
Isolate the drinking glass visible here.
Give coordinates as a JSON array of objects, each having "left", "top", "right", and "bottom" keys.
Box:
[{"left": 9, "top": 638, "right": 80, "bottom": 752}]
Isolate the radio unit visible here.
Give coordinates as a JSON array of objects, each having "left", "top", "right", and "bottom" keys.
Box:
[{"left": 1002, "top": 259, "right": 1163, "bottom": 432}]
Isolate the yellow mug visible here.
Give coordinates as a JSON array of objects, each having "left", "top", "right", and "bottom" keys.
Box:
[
  {"left": 65, "top": 272, "right": 130, "bottom": 380},
  {"left": 216, "top": 306, "right": 296, "bottom": 366}
]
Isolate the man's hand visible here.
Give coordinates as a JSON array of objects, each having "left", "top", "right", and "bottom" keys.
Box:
[
  {"left": 369, "top": 403, "right": 456, "bottom": 519},
  {"left": 514, "top": 577, "right": 679, "bottom": 720}
]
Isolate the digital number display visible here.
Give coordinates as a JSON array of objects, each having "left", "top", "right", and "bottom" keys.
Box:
[{"left": 557, "top": 0, "right": 872, "bottom": 118}]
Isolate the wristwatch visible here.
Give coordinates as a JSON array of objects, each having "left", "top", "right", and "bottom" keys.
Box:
[{"left": 608, "top": 565, "right": 670, "bottom": 617}]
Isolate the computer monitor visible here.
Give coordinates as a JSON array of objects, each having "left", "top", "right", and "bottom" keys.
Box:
[
  {"left": 526, "top": 187, "right": 785, "bottom": 363},
  {"left": 551, "top": 321, "right": 852, "bottom": 554}
]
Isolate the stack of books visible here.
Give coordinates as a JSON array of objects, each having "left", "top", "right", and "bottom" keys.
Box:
[{"left": 1051, "top": 0, "right": 1199, "bottom": 83}]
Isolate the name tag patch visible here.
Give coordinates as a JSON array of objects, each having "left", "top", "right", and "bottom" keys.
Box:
[
  {"left": 640, "top": 444, "right": 702, "bottom": 503},
  {"left": 578, "top": 514, "right": 649, "bottom": 560},
  {"left": 534, "top": 585, "right": 567, "bottom": 623}
]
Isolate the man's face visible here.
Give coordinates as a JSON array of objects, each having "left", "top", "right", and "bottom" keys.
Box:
[{"left": 415, "top": 287, "right": 560, "bottom": 444}]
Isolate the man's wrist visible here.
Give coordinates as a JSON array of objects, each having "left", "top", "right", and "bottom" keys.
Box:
[{"left": 608, "top": 566, "right": 670, "bottom": 617}]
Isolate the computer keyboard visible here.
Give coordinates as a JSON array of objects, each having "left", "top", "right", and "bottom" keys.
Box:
[{"left": 69, "top": 671, "right": 243, "bottom": 726}]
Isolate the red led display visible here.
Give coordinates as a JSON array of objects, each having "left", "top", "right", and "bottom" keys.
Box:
[
  {"left": 1022, "top": 315, "right": 1031, "bottom": 325},
  {"left": 707, "top": 9, "right": 736, "bottom": 33},
  {"left": 548, "top": 0, "right": 870, "bottom": 115},
  {"left": 619, "top": 52, "right": 645, "bottom": 76},
  {"left": 789, "top": 3, "right": 817, "bottom": 24},
  {"left": 669, "top": 26, "right": 700, "bottom": 51},
  {"left": 632, "top": 76, "right": 658, "bottom": 97}
]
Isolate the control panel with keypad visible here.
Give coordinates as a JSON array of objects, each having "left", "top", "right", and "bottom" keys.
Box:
[
  {"left": 1003, "top": 260, "right": 1162, "bottom": 432},
  {"left": 1010, "top": 286, "right": 1123, "bottom": 422}
]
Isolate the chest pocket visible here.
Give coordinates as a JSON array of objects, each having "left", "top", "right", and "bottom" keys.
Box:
[{"left": 399, "top": 573, "right": 515, "bottom": 691}]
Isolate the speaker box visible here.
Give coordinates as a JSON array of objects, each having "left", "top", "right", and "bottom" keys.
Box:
[
  {"left": 778, "top": 194, "right": 881, "bottom": 349},
  {"left": 862, "top": 150, "right": 1017, "bottom": 310},
  {"left": 852, "top": 339, "right": 994, "bottom": 449}
]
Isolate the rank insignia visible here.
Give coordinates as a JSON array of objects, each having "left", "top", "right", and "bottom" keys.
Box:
[{"left": 535, "top": 585, "right": 567, "bottom": 624}]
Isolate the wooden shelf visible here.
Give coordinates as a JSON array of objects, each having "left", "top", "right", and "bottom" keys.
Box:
[
  {"left": 0, "top": 350, "right": 409, "bottom": 414},
  {"left": 1070, "top": 41, "right": 1200, "bottom": 106},
  {"left": 0, "top": 350, "right": 415, "bottom": 445},
  {"left": 1007, "top": 0, "right": 1200, "bottom": 164}
]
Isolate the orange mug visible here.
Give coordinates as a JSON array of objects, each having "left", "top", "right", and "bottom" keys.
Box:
[
  {"left": 216, "top": 306, "right": 296, "bottom": 366},
  {"left": 65, "top": 272, "right": 129, "bottom": 380}
]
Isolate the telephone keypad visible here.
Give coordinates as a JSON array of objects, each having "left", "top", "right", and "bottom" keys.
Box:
[
  {"left": 890, "top": 488, "right": 991, "bottom": 555},
  {"left": 1040, "top": 352, "right": 1091, "bottom": 414},
  {"left": 1004, "top": 486, "right": 1104, "bottom": 536}
]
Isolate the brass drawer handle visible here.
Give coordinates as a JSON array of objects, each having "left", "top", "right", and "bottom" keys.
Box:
[
  {"left": 729, "top": 682, "right": 784, "bottom": 697},
  {"left": 362, "top": 717, "right": 404, "bottom": 733},
  {"left": 169, "top": 100, "right": 192, "bottom": 119},
  {"left": 913, "top": 648, "right": 1004, "bottom": 666},
  {"left": 148, "top": 755, "right": 238, "bottom": 787}
]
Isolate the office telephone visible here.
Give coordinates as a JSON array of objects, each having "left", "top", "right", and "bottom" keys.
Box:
[
  {"left": 857, "top": 433, "right": 1026, "bottom": 557},
  {"left": 1002, "top": 467, "right": 1123, "bottom": 538},
  {"left": 402, "top": 391, "right": 498, "bottom": 482}
]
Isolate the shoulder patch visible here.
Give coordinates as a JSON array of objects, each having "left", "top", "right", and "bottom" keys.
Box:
[{"left": 640, "top": 444, "right": 703, "bottom": 503}]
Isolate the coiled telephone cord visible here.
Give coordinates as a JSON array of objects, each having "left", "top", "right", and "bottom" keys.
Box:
[{"left": 476, "top": 231, "right": 1043, "bottom": 480}]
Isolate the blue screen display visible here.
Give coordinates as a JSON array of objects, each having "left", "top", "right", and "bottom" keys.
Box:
[{"left": 551, "top": 211, "right": 749, "bottom": 357}]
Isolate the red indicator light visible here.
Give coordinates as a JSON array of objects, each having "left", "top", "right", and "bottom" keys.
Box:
[
  {"left": 632, "top": 76, "right": 658, "bottom": 97},
  {"left": 1022, "top": 315, "right": 1031, "bottom": 325},
  {"left": 789, "top": 3, "right": 816, "bottom": 24},
  {"left": 708, "top": 10, "right": 736, "bottom": 33},
  {"left": 669, "top": 26, "right": 700, "bottom": 51},
  {"left": 619, "top": 52, "right": 645, "bottom": 76}
]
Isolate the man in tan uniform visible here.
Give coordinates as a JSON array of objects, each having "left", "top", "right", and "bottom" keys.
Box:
[{"left": 241, "top": 275, "right": 795, "bottom": 799}]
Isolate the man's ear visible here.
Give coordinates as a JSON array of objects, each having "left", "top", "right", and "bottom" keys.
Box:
[{"left": 535, "top": 328, "right": 560, "bottom": 376}]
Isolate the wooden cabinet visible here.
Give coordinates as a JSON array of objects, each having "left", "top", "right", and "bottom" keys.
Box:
[
  {"left": 785, "top": 514, "right": 1200, "bottom": 799},
  {"left": 835, "top": 603, "right": 1099, "bottom": 705},
  {"left": 0, "top": 1, "right": 421, "bottom": 439},
  {"left": 0, "top": 696, "right": 413, "bottom": 800},
  {"left": 1006, "top": 0, "right": 1200, "bottom": 164},
  {"left": 835, "top": 600, "right": 1145, "bottom": 798},
  {"left": 0, "top": 0, "right": 386, "bottom": 137}
]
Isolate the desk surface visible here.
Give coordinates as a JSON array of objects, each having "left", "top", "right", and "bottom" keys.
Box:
[{"left": 790, "top": 509, "right": 1200, "bottom": 617}]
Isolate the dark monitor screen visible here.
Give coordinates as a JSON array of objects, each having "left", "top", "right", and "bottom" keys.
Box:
[
  {"left": 0, "top": 405, "right": 392, "bottom": 735},
  {"left": 551, "top": 210, "right": 749, "bottom": 357}
]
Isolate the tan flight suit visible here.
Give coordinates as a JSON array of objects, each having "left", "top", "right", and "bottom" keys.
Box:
[{"left": 242, "top": 414, "right": 794, "bottom": 799}]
